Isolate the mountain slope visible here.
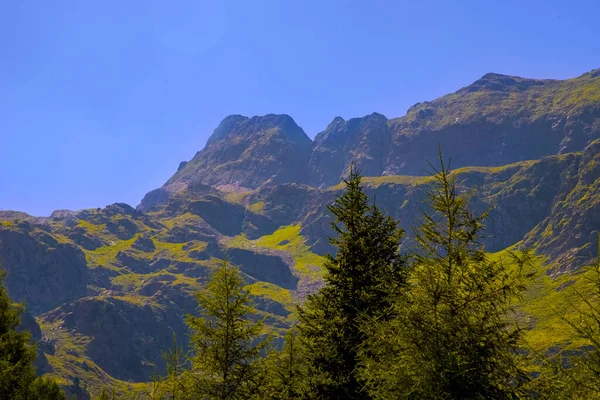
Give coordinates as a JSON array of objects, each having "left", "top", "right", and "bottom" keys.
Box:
[{"left": 0, "top": 69, "right": 598, "bottom": 397}]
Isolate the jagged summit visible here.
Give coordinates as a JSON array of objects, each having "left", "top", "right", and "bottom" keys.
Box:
[
  {"left": 140, "top": 68, "right": 600, "bottom": 209},
  {"left": 162, "top": 113, "right": 312, "bottom": 196}
]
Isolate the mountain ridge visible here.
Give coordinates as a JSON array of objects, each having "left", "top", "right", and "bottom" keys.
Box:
[
  {"left": 0, "top": 68, "right": 598, "bottom": 397},
  {"left": 137, "top": 68, "right": 600, "bottom": 212}
]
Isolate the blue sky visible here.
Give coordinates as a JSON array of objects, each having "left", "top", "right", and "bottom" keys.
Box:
[{"left": 1, "top": 0, "right": 599, "bottom": 216}]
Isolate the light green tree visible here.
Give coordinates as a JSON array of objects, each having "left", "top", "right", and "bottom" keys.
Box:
[
  {"left": 183, "top": 261, "right": 269, "bottom": 399},
  {"left": 359, "top": 152, "right": 532, "bottom": 399}
]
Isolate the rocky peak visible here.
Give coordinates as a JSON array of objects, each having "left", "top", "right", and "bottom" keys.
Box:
[
  {"left": 161, "top": 114, "right": 312, "bottom": 193},
  {"left": 459, "top": 72, "right": 551, "bottom": 93},
  {"left": 205, "top": 114, "right": 308, "bottom": 147},
  {"left": 309, "top": 112, "right": 391, "bottom": 186},
  {"left": 205, "top": 114, "right": 249, "bottom": 146}
]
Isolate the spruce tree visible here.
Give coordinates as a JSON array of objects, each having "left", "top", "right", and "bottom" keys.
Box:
[
  {"left": 0, "top": 267, "right": 65, "bottom": 400},
  {"left": 183, "top": 261, "right": 269, "bottom": 399},
  {"left": 298, "top": 165, "right": 406, "bottom": 399},
  {"left": 359, "top": 151, "right": 532, "bottom": 399}
]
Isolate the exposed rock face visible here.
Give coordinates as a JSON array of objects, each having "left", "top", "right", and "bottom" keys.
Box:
[
  {"left": 132, "top": 236, "right": 156, "bottom": 253},
  {"left": 141, "top": 69, "right": 600, "bottom": 198},
  {"left": 0, "top": 223, "right": 88, "bottom": 314},
  {"left": 382, "top": 70, "right": 600, "bottom": 176},
  {"left": 309, "top": 113, "right": 392, "bottom": 186},
  {"left": 188, "top": 195, "right": 277, "bottom": 239},
  {"left": 41, "top": 296, "right": 188, "bottom": 382},
  {"left": 227, "top": 248, "right": 298, "bottom": 289},
  {"left": 17, "top": 310, "right": 52, "bottom": 374},
  {"left": 165, "top": 114, "right": 312, "bottom": 192},
  {"left": 524, "top": 140, "right": 600, "bottom": 273}
]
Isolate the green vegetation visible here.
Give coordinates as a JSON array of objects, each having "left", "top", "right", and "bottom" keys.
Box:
[
  {"left": 403, "top": 71, "right": 600, "bottom": 128},
  {"left": 359, "top": 154, "right": 533, "bottom": 399},
  {"left": 227, "top": 225, "right": 326, "bottom": 279},
  {"left": 298, "top": 165, "right": 407, "bottom": 399},
  {"left": 177, "top": 261, "right": 270, "bottom": 399},
  {"left": 0, "top": 267, "right": 65, "bottom": 399},
  {"left": 245, "top": 282, "right": 294, "bottom": 309}
]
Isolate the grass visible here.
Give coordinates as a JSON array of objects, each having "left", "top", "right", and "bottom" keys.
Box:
[
  {"left": 254, "top": 225, "right": 326, "bottom": 279},
  {"left": 245, "top": 282, "right": 294, "bottom": 308},
  {"left": 227, "top": 225, "right": 325, "bottom": 280},
  {"left": 486, "top": 247, "right": 599, "bottom": 354},
  {"left": 83, "top": 235, "right": 140, "bottom": 270},
  {"left": 248, "top": 201, "right": 265, "bottom": 213},
  {"left": 77, "top": 219, "right": 106, "bottom": 235},
  {"left": 400, "top": 72, "right": 600, "bottom": 129}
]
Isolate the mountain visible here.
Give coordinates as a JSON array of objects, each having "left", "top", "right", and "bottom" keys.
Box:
[
  {"left": 142, "top": 69, "right": 600, "bottom": 212},
  {"left": 0, "top": 69, "right": 599, "bottom": 396}
]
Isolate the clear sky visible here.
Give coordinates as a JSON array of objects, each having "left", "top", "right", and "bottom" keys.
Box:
[{"left": 1, "top": 0, "right": 599, "bottom": 216}]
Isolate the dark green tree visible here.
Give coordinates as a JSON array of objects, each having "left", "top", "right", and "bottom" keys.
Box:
[
  {"left": 359, "top": 152, "right": 532, "bottom": 399},
  {"left": 298, "top": 165, "right": 406, "bottom": 399},
  {"left": 0, "top": 267, "right": 65, "bottom": 400},
  {"left": 183, "top": 261, "right": 269, "bottom": 399}
]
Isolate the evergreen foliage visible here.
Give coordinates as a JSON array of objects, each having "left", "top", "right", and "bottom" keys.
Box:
[
  {"left": 264, "top": 326, "right": 306, "bottom": 399},
  {"left": 182, "top": 261, "right": 269, "bottom": 399},
  {"left": 0, "top": 267, "right": 65, "bottom": 400},
  {"left": 298, "top": 165, "right": 406, "bottom": 399},
  {"left": 161, "top": 333, "right": 185, "bottom": 400},
  {"left": 358, "top": 152, "right": 533, "bottom": 399}
]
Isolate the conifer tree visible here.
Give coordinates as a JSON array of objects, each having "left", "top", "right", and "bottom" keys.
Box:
[
  {"left": 359, "top": 151, "right": 532, "bottom": 399},
  {"left": 183, "top": 261, "right": 269, "bottom": 399},
  {"left": 0, "top": 266, "right": 65, "bottom": 400},
  {"left": 264, "top": 326, "right": 306, "bottom": 399},
  {"left": 160, "top": 333, "right": 185, "bottom": 400},
  {"left": 298, "top": 165, "right": 406, "bottom": 399}
]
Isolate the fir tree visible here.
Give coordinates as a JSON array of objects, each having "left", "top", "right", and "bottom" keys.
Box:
[
  {"left": 183, "top": 261, "right": 269, "bottom": 399},
  {"left": 0, "top": 266, "right": 65, "bottom": 400},
  {"left": 359, "top": 151, "right": 532, "bottom": 399},
  {"left": 298, "top": 165, "right": 406, "bottom": 399}
]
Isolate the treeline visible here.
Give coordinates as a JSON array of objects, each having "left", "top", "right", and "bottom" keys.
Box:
[
  {"left": 1, "top": 154, "right": 599, "bottom": 399},
  {"left": 116, "top": 155, "right": 598, "bottom": 399}
]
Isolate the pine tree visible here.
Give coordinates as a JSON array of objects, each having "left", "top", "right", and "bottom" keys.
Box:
[
  {"left": 0, "top": 266, "right": 65, "bottom": 400},
  {"left": 162, "top": 333, "right": 185, "bottom": 400},
  {"left": 298, "top": 165, "right": 406, "bottom": 399},
  {"left": 183, "top": 261, "right": 269, "bottom": 399},
  {"left": 359, "top": 151, "right": 532, "bottom": 399},
  {"left": 264, "top": 326, "right": 306, "bottom": 399}
]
